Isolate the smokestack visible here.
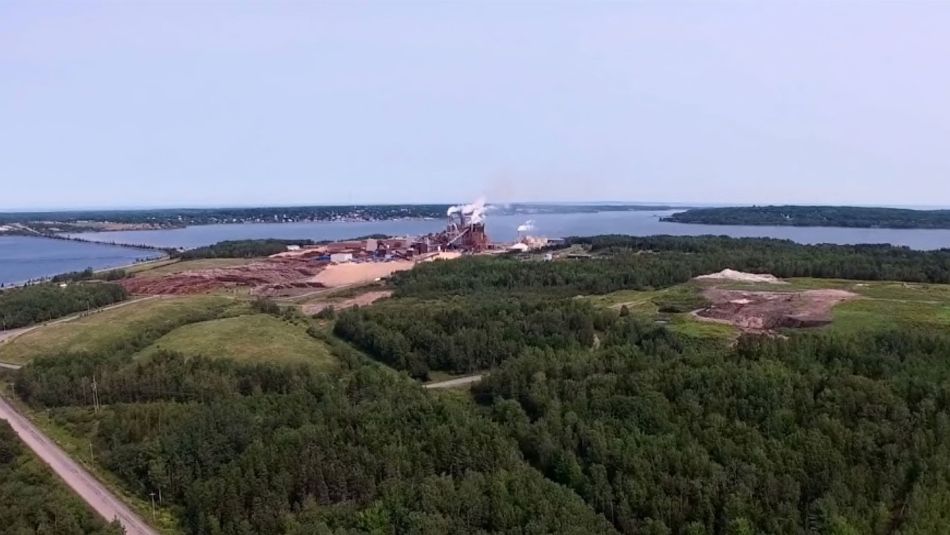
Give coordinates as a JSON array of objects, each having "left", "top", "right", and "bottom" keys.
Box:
[{"left": 447, "top": 197, "right": 487, "bottom": 226}]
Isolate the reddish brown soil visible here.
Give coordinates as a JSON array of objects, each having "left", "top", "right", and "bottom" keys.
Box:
[
  {"left": 695, "top": 288, "right": 857, "bottom": 332},
  {"left": 121, "top": 259, "right": 325, "bottom": 295}
]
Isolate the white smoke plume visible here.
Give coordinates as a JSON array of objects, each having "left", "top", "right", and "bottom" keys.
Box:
[
  {"left": 516, "top": 219, "right": 535, "bottom": 233},
  {"left": 447, "top": 197, "right": 487, "bottom": 224}
]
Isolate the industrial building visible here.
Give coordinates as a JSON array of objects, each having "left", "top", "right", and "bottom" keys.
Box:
[{"left": 270, "top": 198, "right": 561, "bottom": 266}]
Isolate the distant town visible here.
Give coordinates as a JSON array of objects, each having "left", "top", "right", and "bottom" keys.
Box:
[{"left": 0, "top": 203, "right": 683, "bottom": 235}]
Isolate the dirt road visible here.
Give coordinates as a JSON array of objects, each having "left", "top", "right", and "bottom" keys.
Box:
[
  {"left": 0, "top": 295, "right": 160, "bottom": 346},
  {"left": 301, "top": 290, "right": 393, "bottom": 315},
  {"left": 423, "top": 374, "right": 483, "bottom": 389},
  {"left": 0, "top": 396, "right": 158, "bottom": 535},
  {"left": 0, "top": 326, "right": 32, "bottom": 344}
]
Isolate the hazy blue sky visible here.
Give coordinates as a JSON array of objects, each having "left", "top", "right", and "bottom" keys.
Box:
[{"left": 1, "top": 1, "right": 948, "bottom": 210}]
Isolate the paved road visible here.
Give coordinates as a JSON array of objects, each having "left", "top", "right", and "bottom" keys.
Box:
[
  {"left": 423, "top": 374, "right": 483, "bottom": 389},
  {"left": 0, "top": 396, "right": 158, "bottom": 535}
]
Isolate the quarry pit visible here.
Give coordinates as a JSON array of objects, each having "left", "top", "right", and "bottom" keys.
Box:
[{"left": 691, "top": 272, "right": 858, "bottom": 332}]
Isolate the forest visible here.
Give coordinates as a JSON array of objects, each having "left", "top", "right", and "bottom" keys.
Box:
[
  {"left": 334, "top": 298, "right": 672, "bottom": 379},
  {"left": 0, "top": 420, "right": 122, "bottom": 535},
  {"left": 14, "top": 352, "right": 616, "bottom": 535},
  {"left": 50, "top": 267, "right": 129, "bottom": 283},
  {"left": 176, "top": 239, "right": 316, "bottom": 259},
  {"left": 0, "top": 282, "right": 127, "bottom": 330},
  {"left": 176, "top": 236, "right": 394, "bottom": 259},
  {"left": 662, "top": 205, "right": 950, "bottom": 229},
  {"left": 391, "top": 235, "right": 950, "bottom": 298},
  {"left": 8, "top": 234, "right": 950, "bottom": 534},
  {"left": 474, "top": 330, "right": 950, "bottom": 534}
]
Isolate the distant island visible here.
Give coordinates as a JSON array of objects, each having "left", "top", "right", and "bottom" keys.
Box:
[
  {"left": 662, "top": 205, "right": 950, "bottom": 229},
  {"left": 0, "top": 203, "right": 685, "bottom": 235}
]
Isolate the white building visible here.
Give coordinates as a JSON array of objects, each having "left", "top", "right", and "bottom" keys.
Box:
[{"left": 329, "top": 252, "right": 353, "bottom": 263}]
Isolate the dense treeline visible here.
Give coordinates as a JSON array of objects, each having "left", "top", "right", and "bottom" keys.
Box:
[
  {"left": 0, "top": 205, "right": 453, "bottom": 231},
  {"left": 51, "top": 267, "right": 128, "bottom": 283},
  {"left": 662, "top": 205, "right": 950, "bottom": 229},
  {"left": 0, "top": 282, "right": 127, "bottom": 330},
  {"left": 176, "top": 239, "right": 316, "bottom": 259},
  {"left": 15, "top": 353, "right": 615, "bottom": 535},
  {"left": 334, "top": 298, "right": 675, "bottom": 378},
  {"left": 392, "top": 235, "right": 950, "bottom": 297},
  {"left": 176, "top": 235, "right": 396, "bottom": 260},
  {"left": 475, "top": 330, "right": 950, "bottom": 534},
  {"left": 0, "top": 421, "right": 123, "bottom": 535}
]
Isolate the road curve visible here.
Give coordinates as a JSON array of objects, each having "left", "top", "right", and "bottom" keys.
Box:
[
  {"left": 423, "top": 374, "right": 483, "bottom": 389},
  {"left": 0, "top": 395, "right": 158, "bottom": 535}
]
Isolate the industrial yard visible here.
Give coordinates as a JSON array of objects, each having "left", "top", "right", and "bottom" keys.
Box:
[{"left": 116, "top": 199, "right": 547, "bottom": 298}]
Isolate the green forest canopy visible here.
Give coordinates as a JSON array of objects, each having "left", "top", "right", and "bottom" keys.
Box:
[
  {"left": 9, "top": 234, "right": 950, "bottom": 534},
  {"left": 0, "top": 421, "right": 122, "bottom": 535},
  {"left": 0, "top": 282, "right": 127, "bottom": 330},
  {"left": 662, "top": 205, "right": 950, "bottom": 229}
]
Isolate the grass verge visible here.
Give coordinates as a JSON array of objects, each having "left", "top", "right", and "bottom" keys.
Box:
[
  {"left": 0, "top": 295, "right": 250, "bottom": 364},
  {"left": 136, "top": 314, "right": 337, "bottom": 368}
]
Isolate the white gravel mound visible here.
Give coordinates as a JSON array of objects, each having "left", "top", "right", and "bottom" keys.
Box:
[{"left": 695, "top": 269, "right": 785, "bottom": 284}]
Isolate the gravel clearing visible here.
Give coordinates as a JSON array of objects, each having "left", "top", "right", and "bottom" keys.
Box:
[{"left": 695, "top": 269, "right": 786, "bottom": 284}]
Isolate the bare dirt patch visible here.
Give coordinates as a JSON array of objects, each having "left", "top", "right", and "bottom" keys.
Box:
[
  {"left": 121, "top": 258, "right": 325, "bottom": 295},
  {"left": 695, "top": 269, "right": 786, "bottom": 284},
  {"left": 302, "top": 290, "right": 393, "bottom": 315},
  {"left": 310, "top": 261, "right": 415, "bottom": 288},
  {"left": 695, "top": 287, "right": 857, "bottom": 332}
]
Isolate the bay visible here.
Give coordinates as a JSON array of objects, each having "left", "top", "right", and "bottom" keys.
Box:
[
  {"left": 0, "top": 236, "right": 160, "bottom": 287},
  {"left": 7, "top": 209, "right": 950, "bottom": 286},
  {"left": 67, "top": 210, "right": 950, "bottom": 251}
]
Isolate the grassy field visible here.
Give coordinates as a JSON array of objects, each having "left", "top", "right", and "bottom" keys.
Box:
[
  {"left": 589, "top": 277, "right": 950, "bottom": 339},
  {"left": 717, "top": 277, "right": 950, "bottom": 334},
  {"left": 585, "top": 283, "right": 735, "bottom": 341},
  {"left": 135, "top": 314, "right": 336, "bottom": 368},
  {"left": 0, "top": 295, "right": 248, "bottom": 364},
  {"left": 129, "top": 257, "right": 259, "bottom": 278},
  {"left": 826, "top": 284, "right": 950, "bottom": 335}
]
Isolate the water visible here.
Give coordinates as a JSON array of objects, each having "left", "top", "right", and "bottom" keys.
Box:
[
  {"left": 67, "top": 210, "right": 950, "bottom": 250},
  {"left": 0, "top": 236, "right": 160, "bottom": 286},
  {"left": 7, "top": 209, "right": 948, "bottom": 286},
  {"left": 68, "top": 219, "right": 449, "bottom": 249}
]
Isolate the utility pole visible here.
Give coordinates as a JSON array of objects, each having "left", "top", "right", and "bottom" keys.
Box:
[
  {"left": 149, "top": 492, "right": 156, "bottom": 519},
  {"left": 91, "top": 376, "right": 100, "bottom": 414}
]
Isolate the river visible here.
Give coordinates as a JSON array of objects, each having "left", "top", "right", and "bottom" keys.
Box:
[
  {"left": 0, "top": 236, "right": 160, "bottom": 287},
  {"left": 5, "top": 209, "right": 950, "bottom": 287},
  {"left": 66, "top": 210, "right": 950, "bottom": 250}
]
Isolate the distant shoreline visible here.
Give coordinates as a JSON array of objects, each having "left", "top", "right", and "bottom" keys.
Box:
[
  {"left": 662, "top": 205, "right": 950, "bottom": 230},
  {"left": 0, "top": 203, "right": 689, "bottom": 235},
  {"left": 0, "top": 235, "right": 165, "bottom": 289}
]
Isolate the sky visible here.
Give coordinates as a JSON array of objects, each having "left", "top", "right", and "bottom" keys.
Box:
[{"left": 1, "top": 1, "right": 948, "bottom": 210}]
